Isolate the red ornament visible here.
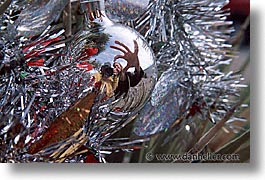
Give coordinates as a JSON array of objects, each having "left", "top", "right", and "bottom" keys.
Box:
[
  {"left": 86, "top": 47, "right": 98, "bottom": 56},
  {"left": 77, "top": 47, "right": 98, "bottom": 61}
]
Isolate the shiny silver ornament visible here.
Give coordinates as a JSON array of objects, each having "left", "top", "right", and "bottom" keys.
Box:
[{"left": 66, "top": 0, "right": 157, "bottom": 150}]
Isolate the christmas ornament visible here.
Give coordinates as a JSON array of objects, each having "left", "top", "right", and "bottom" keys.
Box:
[
  {"left": 105, "top": 0, "right": 150, "bottom": 22},
  {"left": 22, "top": 0, "right": 157, "bottom": 161},
  {"left": 69, "top": 0, "right": 157, "bottom": 152}
]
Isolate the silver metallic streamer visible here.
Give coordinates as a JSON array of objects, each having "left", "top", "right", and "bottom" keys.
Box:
[
  {"left": 132, "top": 0, "right": 246, "bottom": 137},
  {"left": 14, "top": 0, "right": 69, "bottom": 38}
]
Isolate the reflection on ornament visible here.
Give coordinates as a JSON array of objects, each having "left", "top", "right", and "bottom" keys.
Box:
[
  {"left": 105, "top": 0, "right": 150, "bottom": 22},
  {"left": 66, "top": 0, "right": 157, "bottom": 150}
]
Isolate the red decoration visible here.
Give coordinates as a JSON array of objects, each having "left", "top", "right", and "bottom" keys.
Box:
[
  {"left": 77, "top": 47, "right": 98, "bottom": 61},
  {"left": 76, "top": 62, "right": 93, "bottom": 71},
  {"left": 25, "top": 49, "right": 46, "bottom": 59},
  {"left": 40, "top": 37, "right": 62, "bottom": 47},
  {"left": 26, "top": 58, "right": 45, "bottom": 67},
  {"left": 22, "top": 36, "right": 62, "bottom": 53}
]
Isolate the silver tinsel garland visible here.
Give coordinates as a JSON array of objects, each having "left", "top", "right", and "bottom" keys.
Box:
[{"left": 132, "top": 0, "right": 246, "bottom": 136}]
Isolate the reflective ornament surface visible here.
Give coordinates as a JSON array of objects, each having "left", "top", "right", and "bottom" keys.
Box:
[
  {"left": 66, "top": 0, "right": 157, "bottom": 150},
  {"left": 105, "top": 0, "right": 150, "bottom": 22}
]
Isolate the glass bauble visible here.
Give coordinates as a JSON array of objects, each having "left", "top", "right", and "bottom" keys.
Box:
[{"left": 67, "top": 0, "right": 157, "bottom": 150}]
